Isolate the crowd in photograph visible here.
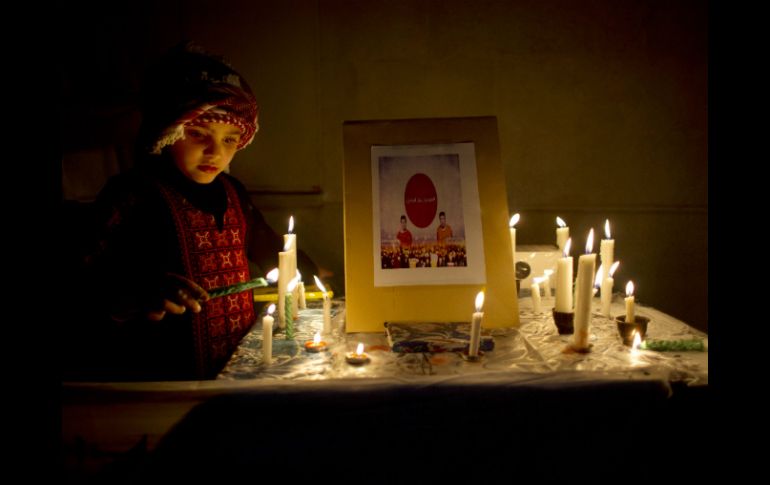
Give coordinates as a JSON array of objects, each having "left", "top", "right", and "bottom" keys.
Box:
[{"left": 380, "top": 240, "right": 467, "bottom": 269}]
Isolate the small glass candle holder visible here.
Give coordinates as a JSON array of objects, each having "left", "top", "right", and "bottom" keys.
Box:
[
  {"left": 615, "top": 315, "right": 650, "bottom": 346},
  {"left": 552, "top": 309, "right": 574, "bottom": 335},
  {"left": 345, "top": 343, "right": 370, "bottom": 365}
]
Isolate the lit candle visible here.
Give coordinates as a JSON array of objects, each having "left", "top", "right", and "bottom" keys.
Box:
[
  {"left": 629, "top": 330, "right": 642, "bottom": 365},
  {"left": 625, "top": 281, "right": 635, "bottom": 324},
  {"left": 277, "top": 240, "right": 292, "bottom": 328},
  {"left": 531, "top": 277, "right": 542, "bottom": 313},
  {"left": 298, "top": 278, "right": 307, "bottom": 310},
  {"left": 509, "top": 213, "right": 520, "bottom": 267},
  {"left": 542, "top": 269, "right": 553, "bottom": 298},
  {"left": 601, "top": 261, "right": 620, "bottom": 317},
  {"left": 304, "top": 331, "right": 328, "bottom": 353},
  {"left": 469, "top": 291, "right": 485, "bottom": 357},
  {"left": 600, "top": 219, "right": 615, "bottom": 282},
  {"left": 555, "top": 238, "right": 573, "bottom": 313},
  {"left": 314, "top": 275, "right": 332, "bottom": 334},
  {"left": 556, "top": 216, "right": 569, "bottom": 253},
  {"left": 345, "top": 342, "right": 370, "bottom": 365},
  {"left": 572, "top": 229, "right": 596, "bottom": 351},
  {"left": 262, "top": 304, "right": 275, "bottom": 365}
]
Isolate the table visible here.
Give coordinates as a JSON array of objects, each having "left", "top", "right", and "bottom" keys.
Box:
[{"left": 62, "top": 295, "right": 709, "bottom": 482}]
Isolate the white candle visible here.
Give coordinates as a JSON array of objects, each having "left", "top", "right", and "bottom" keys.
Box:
[
  {"left": 625, "top": 280, "right": 635, "bottom": 324},
  {"left": 542, "top": 269, "right": 553, "bottom": 298},
  {"left": 289, "top": 275, "right": 300, "bottom": 317},
  {"left": 556, "top": 216, "right": 569, "bottom": 253},
  {"left": 572, "top": 229, "right": 596, "bottom": 350},
  {"left": 600, "top": 261, "right": 620, "bottom": 317},
  {"left": 262, "top": 304, "right": 275, "bottom": 365},
  {"left": 554, "top": 238, "right": 573, "bottom": 313},
  {"left": 531, "top": 277, "right": 542, "bottom": 313},
  {"left": 469, "top": 291, "right": 485, "bottom": 357},
  {"left": 277, "top": 244, "right": 292, "bottom": 328},
  {"left": 600, "top": 219, "right": 615, "bottom": 282},
  {"left": 314, "top": 275, "right": 332, "bottom": 334},
  {"left": 298, "top": 281, "right": 307, "bottom": 309},
  {"left": 509, "top": 213, "right": 520, "bottom": 267}
]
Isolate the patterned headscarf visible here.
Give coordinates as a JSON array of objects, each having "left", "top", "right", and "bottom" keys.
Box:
[{"left": 138, "top": 42, "right": 259, "bottom": 155}]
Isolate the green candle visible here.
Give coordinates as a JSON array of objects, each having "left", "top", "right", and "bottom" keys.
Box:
[
  {"left": 284, "top": 293, "right": 294, "bottom": 339},
  {"left": 640, "top": 339, "right": 705, "bottom": 352}
]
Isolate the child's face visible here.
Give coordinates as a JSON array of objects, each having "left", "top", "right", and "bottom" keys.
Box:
[{"left": 169, "top": 122, "right": 243, "bottom": 184}]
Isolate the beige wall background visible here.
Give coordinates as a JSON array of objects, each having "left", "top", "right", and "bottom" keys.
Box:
[{"left": 61, "top": 0, "right": 707, "bottom": 331}]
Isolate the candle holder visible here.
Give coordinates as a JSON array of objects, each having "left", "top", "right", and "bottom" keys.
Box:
[
  {"left": 304, "top": 340, "right": 328, "bottom": 353},
  {"left": 552, "top": 309, "right": 574, "bottom": 335},
  {"left": 615, "top": 315, "right": 650, "bottom": 346},
  {"left": 345, "top": 352, "right": 370, "bottom": 365},
  {"left": 460, "top": 350, "right": 485, "bottom": 362}
]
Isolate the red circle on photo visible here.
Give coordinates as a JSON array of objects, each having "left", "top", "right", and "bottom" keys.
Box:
[{"left": 404, "top": 173, "right": 438, "bottom": 228}]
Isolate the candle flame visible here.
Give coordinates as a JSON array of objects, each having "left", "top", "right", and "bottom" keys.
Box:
[
  {"left": 296, "top": 269, "right": 302, "bottom": 280},
  {"left": 632, "top": 331, "right": 642, "bottom": 350},
  {"left": 556, "top": 216, "right": 566, "bottom": 228},
  {"left": 313, "top": 275, "right": 328, "bottom": 295},
  {"left": 509, "top": 213, "right": 520, "bottom": 228},
  {"left": 585, "top": 228, "right": 594, "bottom": 254},
  {"left": 266, "top": 268, "right": 279, "bottom": 283},
  {"left": 283, "top": 239, "right": 292, "bottom": 252},
  {"left": 609, "top": 261, "right": 620, "bottom": 277},
  {"left": 604, "top": 219, "right": 611, "bottom": 239},
  {"left": 287, "top": 275, "right": 299, "bottom": 292},
  {"left": 356, "top": 342, "right": 364, "bottom": 355},
  {"left": 313, "top": 332, "right": 321, "bottom": 345},
  {"left": 267, "top": 303, "right": 276, "bottom": 315},
  {"left": 288, "top": 215, "right": 294, "bottom": 234},
  {"left": 563, "top": 238, "right": 572, "bottom": 257},
  {"left": 475, "top": 291, "right": 485, "bottom": 312},
  {"left": 544, "top": 269, "right": 554, "bottom": 277},
  {"left": 594, "top": 264, "right": 604, "bottom": 287},
  {"left": 626, "top": 280, "right": 635, "bottom": 297},
  {"left": 532, "top": 276, "right": 543, "bottom": 285}
]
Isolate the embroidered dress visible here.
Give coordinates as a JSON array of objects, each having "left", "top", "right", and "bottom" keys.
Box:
[{"left": 159, "top": 177, "right": 255, "bottom": 379}]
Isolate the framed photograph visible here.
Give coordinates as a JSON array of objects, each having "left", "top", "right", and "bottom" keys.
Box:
[
  {"left": 342, "top": 117, "right": 519, "bottom": 332},
  {"left": 372, "top": 142, "right": 486, "bottom": 286}
]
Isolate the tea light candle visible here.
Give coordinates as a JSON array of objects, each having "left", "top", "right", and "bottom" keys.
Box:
[
  {"left": 305, "top": 331, "right": 328, "bottom": 352},
  {"left": 346, "top": 342, "right": 370, "bottom": 365},
  {"left": 469, "top": 291, "right": 485, "bottom": 357},
  {"left": 314, "top": 275, "right": 332, "bottom": 334},
  {"left": 556, "top": 216, "right": 569, "bottom": 253},
  {"left": 625, "top": 281, "right": 636, "bottom": 324},
  {"left": 555, "top": 238, "right": 573, "bottom": 313},
  {"left": 572, "top": 229, "right": 596, "bottom": 351},
  {"left": 509, "top": 213, "right": 520, "bottom": 267},
  {"left": 262, "top": 304, "right": 275, "bottom": 365},
  {"left": 531, "top": 277, "right": 542, "bottom": 313}
]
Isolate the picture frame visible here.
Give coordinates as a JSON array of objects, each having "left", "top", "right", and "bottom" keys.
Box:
[{"left": 342, "top": 116, "right": 519, "bottom": 332}]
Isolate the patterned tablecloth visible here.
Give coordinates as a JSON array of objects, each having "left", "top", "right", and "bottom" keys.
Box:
[{"left": 218, "top": 294, "right": 707, "bottom": 386}]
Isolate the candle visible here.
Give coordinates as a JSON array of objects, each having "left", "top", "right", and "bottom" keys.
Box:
[
  {"left": 469, "top": 291, "right": 485, "bottom": 357},
  {"left": 262, "top": 304, "right": 275, "bottom": 365},
  {"left": 531, "top": 277, "right": 542, "bottom": 313},
  {"left": 625, "top": 280, "right": 635, "bottom": 324},
  {"left": 290, "top": 275, "right": 299, "bottom": 317},
  {"left": 554, "top": 238, "right": 573, "bottom": 313},
  {"left": 600, "top": 261, "right": 620, "bottom": 317},
  {"left": 277, "top": 241, "right": 292, "bottom": 328},
  {"left": 572, "top": 229, "right": 596, "bottom": 351},
  {"left": 346, "top": 342, "right": 370, "bottom": 365},
  {"left": 542, "top": 269, "right": 553, "bottom": 298},
  {"left": 509, "top": 213, "right": 520, "bottom": 267},
  {"left": 556, "top": 216, "right": 569, "bottom": 253},
  {"left": 305, "top": 331, "right": 328, "bottom": 352},
  {"left": 600, "top": 219, "right": 615, "bottom": 282},
  {"left": 314, "top": 275, "right": 332, "bottom": 334},
  {"left": 298, "top": 280, "right": 307, "bottom": 309}
]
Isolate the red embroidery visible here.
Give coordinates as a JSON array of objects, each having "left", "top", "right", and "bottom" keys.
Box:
[{"left": 158, "top": 178, "right": 253, "bottom": 379}]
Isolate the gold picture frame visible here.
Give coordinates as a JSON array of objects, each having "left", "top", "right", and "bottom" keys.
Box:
[{"left": 342, "top": 116, "right": 519, "bottom": 332}]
